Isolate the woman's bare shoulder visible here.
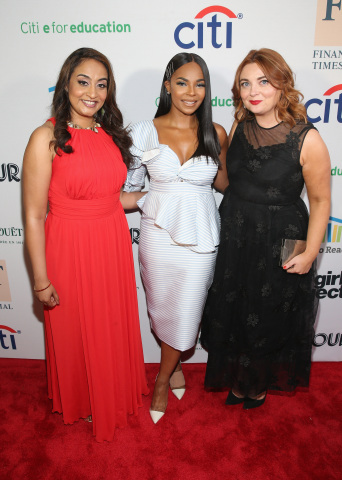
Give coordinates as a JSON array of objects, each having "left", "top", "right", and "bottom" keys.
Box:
[
  {"left": 27, "top": 120, "right": 55, "bottom": 147},
  {"left": 24, "top": 121, "right": 55, "bottom": 161}
]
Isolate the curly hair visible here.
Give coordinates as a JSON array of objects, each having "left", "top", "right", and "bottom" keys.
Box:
[
  {"left": 51, "top": 47, "right": 133, "bottom": 168},
  {"left": 232, "top": 48, "right": 307, "bottom": 128}
]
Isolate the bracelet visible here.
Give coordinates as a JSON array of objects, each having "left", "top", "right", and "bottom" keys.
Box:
[{"left": 34, "top": 281, "right": 51, "bottom": 293}]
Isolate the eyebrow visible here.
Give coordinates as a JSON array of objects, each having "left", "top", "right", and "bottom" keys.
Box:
[
  {"left": 77, "top": 74, "right": 108, "bottom": 82},
  {"left": 240, "top": 75, "right": 267, "bottom": 82},
  {"left": 176, "top": 76, "right": 205, "bottom": 82}
]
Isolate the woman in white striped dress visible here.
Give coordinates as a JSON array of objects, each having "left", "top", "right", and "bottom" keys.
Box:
[{"left": 124, "top": 53, "right": 228, "bottom": 423}]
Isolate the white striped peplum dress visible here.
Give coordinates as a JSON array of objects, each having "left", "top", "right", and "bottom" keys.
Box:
[{"left": 124, "top": 120, "right": 220, "bottom": 351}]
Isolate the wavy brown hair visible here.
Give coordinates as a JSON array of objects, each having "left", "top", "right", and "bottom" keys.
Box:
[
  {"left": 51, "top": 47, "right": 133, "bottom": 167},
  {"left": 232, "top": 48, "right": 307, "bottom": 128}
]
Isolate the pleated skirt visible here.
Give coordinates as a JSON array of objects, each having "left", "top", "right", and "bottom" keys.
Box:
[{"left": 44, "top": 202, "right": 149, "bottom": 442}]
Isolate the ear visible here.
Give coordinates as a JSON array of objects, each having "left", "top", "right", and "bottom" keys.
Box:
[{"left": 164, "top": 80, "right": 171, "bottom": 95}]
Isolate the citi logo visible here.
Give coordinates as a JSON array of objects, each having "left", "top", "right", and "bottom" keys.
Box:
[
  {"left": 305, "top": 84, "right": 342, "bottom": 123},
  {"left": 0, "top": 325, "right": 20, "bottom": 350},
  {"left": 0, "top": 163, "right": 20, "bottom": 182},
  {"left": 174, "top": 6, "right": 242, "bottom": 49},
  {"left": 323, "top": 216, "right": 342, "bottom": 243}
]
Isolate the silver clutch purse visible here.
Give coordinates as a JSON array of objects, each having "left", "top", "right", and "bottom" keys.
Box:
[{"left": 280, "top": 239, "right": 307, "bottom": 267}]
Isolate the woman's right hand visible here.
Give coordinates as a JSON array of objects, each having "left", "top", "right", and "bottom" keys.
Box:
[
  {"left": 34, "top": 283, "right": 60, "bottom": 308},
  {"left": 283, "top": 252, "right": 315, "bottom": 275}
]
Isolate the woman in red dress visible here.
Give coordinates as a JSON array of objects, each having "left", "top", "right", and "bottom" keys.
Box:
[{"left": 23, "top": 48, "right": 149, "bottom": 442}]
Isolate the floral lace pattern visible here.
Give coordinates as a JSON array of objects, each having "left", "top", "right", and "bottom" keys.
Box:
[{"left": 201, "top": 119, "right": 318, "bottom": 397}]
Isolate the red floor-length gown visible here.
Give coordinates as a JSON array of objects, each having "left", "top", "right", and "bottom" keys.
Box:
[{"left": 43, "top": 119, "right": 149, "bottom": 442}]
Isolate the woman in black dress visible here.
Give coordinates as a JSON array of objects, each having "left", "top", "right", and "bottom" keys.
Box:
[{"left": 201, "top": 48, "right": 331, "bottom": 408}]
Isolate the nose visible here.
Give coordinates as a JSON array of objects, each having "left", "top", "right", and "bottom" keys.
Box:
[
  {"left": 87, "top": 83, "right": 97, "bottom": 98},
  {"left": 250, "top": 82, "right": 259, "bottom": 96},
  {"left": 187, "top": 84, "right": 196, "bottom": 96}
]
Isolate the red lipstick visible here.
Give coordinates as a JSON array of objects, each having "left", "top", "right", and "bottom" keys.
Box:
[{"left": 250, "top": 100, "right": 262, "bottom": 105}]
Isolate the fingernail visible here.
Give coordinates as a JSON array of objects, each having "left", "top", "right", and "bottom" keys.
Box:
[{"left": 283, "top": 266, "right": 287, "bottom": 270}]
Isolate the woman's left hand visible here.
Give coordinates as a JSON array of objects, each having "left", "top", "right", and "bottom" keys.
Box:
[{"left": 283, "top": 252, "right": 314, "bottom": 275}]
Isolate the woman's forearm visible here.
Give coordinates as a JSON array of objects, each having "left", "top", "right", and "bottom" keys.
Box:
[
  {"left": 305, "top": 198, "right": 331, "bottom": 261},
  {"left": 25, "top": 217, "right": 49, "bottom": 288},
  {"left": 120, "top": 191, "right": 147, "bottom": 210}
]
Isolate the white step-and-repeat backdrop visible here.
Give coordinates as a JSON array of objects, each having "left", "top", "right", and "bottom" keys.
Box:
[{"left": 0, "top": 0, "right": 341, "bottom": 362}]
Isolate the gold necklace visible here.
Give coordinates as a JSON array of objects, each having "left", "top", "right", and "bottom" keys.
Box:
[{"left": 67, "top": 121, "right": 101, "bottom": 133}]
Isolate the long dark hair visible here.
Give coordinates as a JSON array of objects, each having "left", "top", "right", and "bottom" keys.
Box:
[
  {"left": 232, "top": 48, "right": 307, "bottom": 128},
  {"left": 51, "top": 47, "right": 133, "bottom": 168},
  {"left": 155, "top": 52, "right": 220, "bottom": 164}
]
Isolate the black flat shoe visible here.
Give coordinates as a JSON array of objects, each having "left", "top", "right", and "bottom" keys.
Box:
[
  {"left": 225, "top": 390, "right": 245, "bottom": 405},
  {"left": 243, "top": 395, "right": 266, "bottom": 410}
]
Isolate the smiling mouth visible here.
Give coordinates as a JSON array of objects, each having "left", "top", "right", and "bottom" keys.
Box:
[
  {"left": 182, "top": 100, "right": 197, "bottom": 106},
  {"left": 250, "top": 100, "right": 262, "bottom": 105},
  {"left": 82, "top": 100, "right": 97, "bottom": 107}
]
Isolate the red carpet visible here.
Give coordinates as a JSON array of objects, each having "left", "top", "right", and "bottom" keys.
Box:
[{"left": 0, "top": 360, "right": 341, "bottom": 480}]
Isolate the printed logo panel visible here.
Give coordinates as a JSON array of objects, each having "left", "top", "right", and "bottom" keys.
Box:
[
  {"left": 0, "top": 164, "right": 20, "bottom": 182},
  {"left": 0, "top": 325, "right": 19, "bottom": 350},
  {"left": 315, "top": 269, "right": 342, "bottom": 299},
  {"left": 305, "top": 84, "right": 342, "bottom": 123},
  {"left": 323, "top": 216, "right": 342, "bottom": 243},
  {"left": 331, "top": 166, "right": 342, "bottom": 176},
  {"left": 130, "top": 228, "right": 140, "bottom": 245},
  {"left": 0, "top": 227, "right": 24, "bottom": 246},
  {"left": 155, "top": 95, "right": 234, "bottom": 108},
  {"left": 313, "top": 332, "right": 342, "bottom": 346},
  {"left": 315, "top": 0, "right": 342, "bottom": 46},
  {"left": 320, "top": 217, "right": 342, "bottom": 254},
  {"left": 174, "top": 5, "right": 242, "bottom": 49},
  {"left": 21, "top": 20, "right": 132, "bottom": 36},
  {"left": 0, "top": 261, "right": 11, "bottom": 302}
]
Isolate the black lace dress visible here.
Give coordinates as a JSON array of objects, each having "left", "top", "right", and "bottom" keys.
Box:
[{"left": 201, "top": 119, "right": 318, "bottom": 397}]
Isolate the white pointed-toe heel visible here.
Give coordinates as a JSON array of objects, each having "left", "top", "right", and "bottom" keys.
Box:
[
  {"left": 169, "top": 368, "right": 186, "bottom": 400},
  {"left": 150, "top": 374, "right": 168, "bottom": 424},
  {"left": 149, "top": 409, "right": 165, "bottom": 424},
  {"left": 171, "top": 387, "right": 186, "bottom": 401}
]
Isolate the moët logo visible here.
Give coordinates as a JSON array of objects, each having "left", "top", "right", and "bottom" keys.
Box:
[
  {"left": 305, "top": 84, "right": 342, "bottom": 123},
  {"left": 174, "top": 6, "right": 241, "bottom": 49}
]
